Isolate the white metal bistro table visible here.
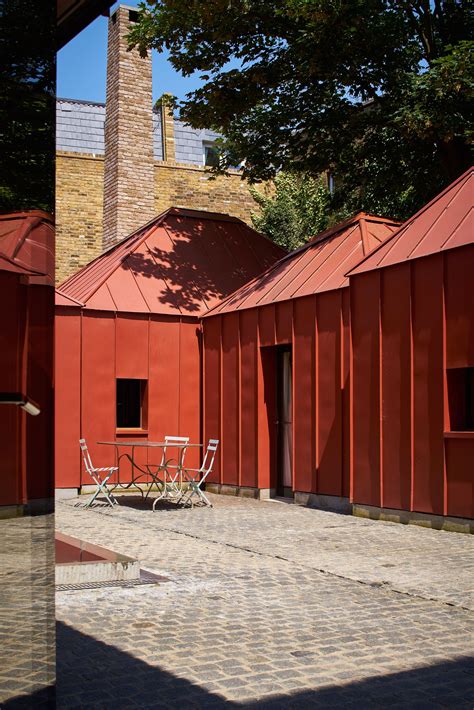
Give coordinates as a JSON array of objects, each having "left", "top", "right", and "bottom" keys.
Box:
[{"left": 97, "top": 440, "right": 203, "bottom": 505}]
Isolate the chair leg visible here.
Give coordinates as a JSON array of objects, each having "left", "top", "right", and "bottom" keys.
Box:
[
  {"left": 196, "top": 487, "right": 212, "bottom": 507},
  {"left": 86, "top": 485, "right": 101, "bottom": 507}
]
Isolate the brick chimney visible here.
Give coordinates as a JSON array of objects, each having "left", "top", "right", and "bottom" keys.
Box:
[{"left": 103, "top": 4, "right": 155, "bottom": 250}]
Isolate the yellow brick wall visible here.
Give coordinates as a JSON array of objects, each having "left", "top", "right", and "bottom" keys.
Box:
[
  {"left": 56, "top": 151, "right": 269, "bottom": 284},
  {"left": 56, "top": 152, "right": 104, "bottom": 284}
]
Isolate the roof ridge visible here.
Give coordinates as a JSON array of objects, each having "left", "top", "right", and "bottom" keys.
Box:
[
  {"left": 57, "top": 97, "right": 106, "bottom": 107},
  {"left": 346, "top": 167, "right": 473, "bottom": 277}
]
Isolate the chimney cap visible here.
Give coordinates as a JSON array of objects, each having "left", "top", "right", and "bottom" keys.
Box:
[{"left": 110, "top": 3, "right": 140, "bottom": 15}]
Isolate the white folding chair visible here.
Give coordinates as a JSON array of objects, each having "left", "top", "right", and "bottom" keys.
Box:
[
  {"left": 79, "top": 439, "right": 118, "bottom": 507},
  {"left": 179, "top": 439, "right": 219, "bottom": 508},
  {"left": 146, "top": 435, "right": 189, "bottom": 501}
]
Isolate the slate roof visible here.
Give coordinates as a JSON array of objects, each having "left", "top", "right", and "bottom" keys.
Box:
[
  {"left": 56, "top": 208, "right": 285, "bottom": 316},
  {"left": 56, "top": 98, "right": 219, "bottom": 165},
  {"left": 205, "top": 213, "right": 399, "bottom": 316},
  {"left": 348, "top": 167, "right": 474, "bottom": 276}
]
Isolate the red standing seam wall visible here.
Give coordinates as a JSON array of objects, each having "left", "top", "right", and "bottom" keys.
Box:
[
  {"left": 444, "top": 245, "right": 474, "bottom": 518},
  {"left": 351, "top": 271, "right": 381, "bottom": 507},
  {"left": 293, "top": 297, "right": 315, "bottom": 493},
  {"left": 351, "top": 246, "right": 474, "bottom": 519},
  {"left": 411, "top": 255, "right": 445, "bottom": 514},
  {"left": 202, "top": 316, "right": 221, "bottom": 484},
  {"left": 203, "top": 288, "right": 349, "bottom": 497},
  {"left": 380, "top": 264, "right": 411, "bottom": 510},
  {"left": 55, "top": 309, "right": 81, "bottom": 489},
  {"left": 317, "top": 292, "right": 342, "bottom": 496},
  {"left": 55, "top": 311, "right": 202, "bottom": 489},
  {"left": 0, "top": 275, "right": 54, "bottom": 506},
  {"left": 240, "top": 310, "right": 259, "bottom": 487},
  {"left": 221, "top": 312, "right": 239, "bottom": 485},
  {"left": 0, "top": 275, "right": 24, "bottom": 504}
]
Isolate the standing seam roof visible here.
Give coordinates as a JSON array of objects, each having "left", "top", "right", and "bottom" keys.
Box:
[
  {"left": 205, "top": 213, "right": 399, "bottom": 316},
  {"left": 56, "top": 208, "right": 285, "bottom": 315},
  {"left": 348, "top": 167, "right": 474, "bottom": 276}
]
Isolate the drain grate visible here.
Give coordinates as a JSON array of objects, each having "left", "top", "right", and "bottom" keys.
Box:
[{"left": 56, "top": 568, "right": 168, "bottom": 592}]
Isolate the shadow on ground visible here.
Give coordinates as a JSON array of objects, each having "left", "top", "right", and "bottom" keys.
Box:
[
  {"left": 8, "top": 622, "right": 473, "bottom": 709},
  {"left": 5, "top": 622, "right": 473, "bottom": 708}
]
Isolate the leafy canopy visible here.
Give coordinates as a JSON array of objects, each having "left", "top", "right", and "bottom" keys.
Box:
[
  {"left": 0, "top": 0, "right": 55, "bottom": 212},
  {"left": 129, "top": 0, "right": 473, "bottom": 221},
  {"left": 250, "top": 173, "right": 330, "bottom": 252}
]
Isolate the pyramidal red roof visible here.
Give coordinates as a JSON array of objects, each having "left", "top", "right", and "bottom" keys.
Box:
[
  {"left": 56, "top": 207, "right": 285, "bottom": 315},
  {"left": 349, "top": 167, "right": 473, "bottom": 277},
  {"left": 0, "top": 211, "right": 54, "bottom": 282},
  {"left": 205, "top": 212, "right": 399, "bottom": 316}
]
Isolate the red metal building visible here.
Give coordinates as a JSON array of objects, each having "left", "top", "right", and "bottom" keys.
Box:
[
  {"left": 348, "top": 167, "right": 474, "bottom": 521},
  {"left": 202, "top": 214, "right": 399, "bottom": 504},
  {"left": 55, "top": 208, "right": 284, "bottom": 493},
  {"left": 0, "top": 211, "right": 55, "bottom": 512}
]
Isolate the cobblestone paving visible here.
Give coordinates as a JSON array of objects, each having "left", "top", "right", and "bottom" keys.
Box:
[
  {"left": 56, "top": 495, "right": 474, "bottom": 708},
  {"left": 0, "top": 514, "right": 55, "bottom": 707}
]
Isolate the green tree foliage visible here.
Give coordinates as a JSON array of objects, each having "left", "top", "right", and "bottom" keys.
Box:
[
  {"left": 250, "top": 173, "right": 331, "bottom": 251},
  {"left": 129, "top": 1, "right": 473, "bottom": 221},
  {"left": 0, "top": 0, "right": 55, "bottom": 212}
]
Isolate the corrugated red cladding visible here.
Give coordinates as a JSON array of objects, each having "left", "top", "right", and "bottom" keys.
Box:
[
  {"left": 350, "top": 244, "right": 474, "bottom": 519},
  {"left": 55, "top": 311, "right": 201, "bottom": 488},
  {"left": 203, "top": 291, "right": 351, "bottom": 497}
]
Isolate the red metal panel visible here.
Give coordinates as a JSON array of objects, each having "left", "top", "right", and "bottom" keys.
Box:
[
  {"left": 293, "top": 297, "right": 315, "bottom": 493},
  {"left": 239, "top": 310, "right": 259, "bottom": 487},
  {"left": 316, "top": 291, "right": 342, "bottom": 496},
  {"left": 221, "top": 312, "right": 240, "bottom": 485},
  {"left": 445, "top": 438, "right": 474, "bottom": 518},
  {"left": 55, "top": 310, "right": 82, "bottom": 489},
  {"left": 81, "top": 313, "right": 116, "bottom": 478},
  {"left": 351, "top": 272, "right": 381, "bottom": 506},
  {"left": 341, "top": 289, "right": 351, "bottom": 498},
  {"left": 148, "top": 316, "right": 180, "bottom": 444},
  {"left": 257, "top": 346, "right": 277, "bottom": 490},
  {"left": 178, "top": 320, "right": 201, "bottom": 470},
  {"left": 258, "top": 305, "right": 276, "bottom": 346},
  {"left": 350, "top": 168, "right": 473, "bottom": 276},
  {"left": 116, "top": 315, "right": 149, "bottom": 379},
  {"left": 202, "top": 317, "right": 221, "bottom": 483},
  {"left": 445, "top": 245, "right": 474, "bottom": 368},
  {"left": 25, "top": 285, "right": 54, "bottom": 500},
  {"left": 275, "top": 300, "right": 293, "bottom": 344},
  {"left": 0, "top": 274, "right": 23, "bottom": 505},
  {"left": 129, "top": 238, "right": 179, "bottom": 315},
  {"left": 105, "top": 264, "right": 149, "bottom": 313},
  {"left": 412, "top": 255, "right": 445, "bottom": 514},
  {"left": 380, "top": 264, "right": 411, "bottom": 510}
]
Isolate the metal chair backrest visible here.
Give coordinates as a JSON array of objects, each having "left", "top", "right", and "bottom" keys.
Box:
[
  {"left": 161, "top": 435, "right": 190, "bottom": 467},
  {"left": 200, "top": 439, "right": 219, "bottom": 478},
  {"left": 79, "top": 438, "right": 94, "bottom": 474}
]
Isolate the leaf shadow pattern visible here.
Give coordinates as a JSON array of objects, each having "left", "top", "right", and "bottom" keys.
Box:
[{"left": 125, "top": 216, "right": 275, "bottom": 314}]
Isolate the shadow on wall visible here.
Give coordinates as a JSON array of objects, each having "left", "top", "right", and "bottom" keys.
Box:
[
  {"left": 6, "top": 621, "right": 473, "bottom": 708},
  {"left": 126, "top": 217, "right": 270, "bottom": 314}
]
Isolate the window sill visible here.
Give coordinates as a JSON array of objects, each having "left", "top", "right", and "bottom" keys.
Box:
[
  {"left": 444, "top": 431, "right": 474, "bottom": 439},
  {"left": 116, "top": 429, "right": 148, "bottom": 437}
]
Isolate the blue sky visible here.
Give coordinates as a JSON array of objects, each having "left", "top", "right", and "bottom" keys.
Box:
[{"left": 57, "top": 0, "right": 209, "bottom": 103}]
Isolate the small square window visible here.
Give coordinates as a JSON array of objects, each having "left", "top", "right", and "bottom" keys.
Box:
[
  {"left": 446, "top": 367, "right": 474, "bottom": 432},
  {"left": 203, "top": 143, "right": 219, "bottom": 167},
  {"left": 116, "top": 379, "right": 147, "bottom": 430}
]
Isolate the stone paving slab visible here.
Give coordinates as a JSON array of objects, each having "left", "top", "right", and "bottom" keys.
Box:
[
  {"left": 55, "top": 495, "right": 474, "bottom": 708},
  {"left": 0, "top": 514, "right": 56, "bottom": 706}
]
